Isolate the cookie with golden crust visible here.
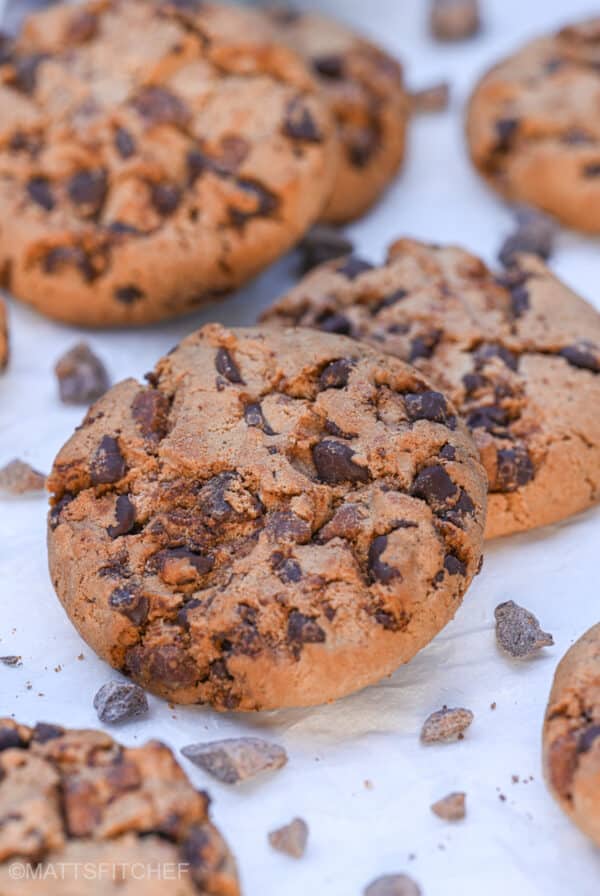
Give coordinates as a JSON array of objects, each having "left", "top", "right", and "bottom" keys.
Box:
[
  {"left": 47, "top": 324, "right": 486, "bottom": 710},
  {"left": 262, "top": 240, "right": 600, "bottom": 539},
  {"left": 0, "top": 298, "right": 7, "bottom": 371},
  {"left": 543, "top": 623, "right": 600, "bottom": 848},
  {"left": 0, "top": 0, "right": 336, "bottom": 327},
  {"left": 0, "top": 718, "right": 239, "bottom": 895},
  {"left": 262, "top": 7, "right": 409, "bottom": 223},
  {"left": 467, "top": 18, "right": 600, "bottom": 232}
]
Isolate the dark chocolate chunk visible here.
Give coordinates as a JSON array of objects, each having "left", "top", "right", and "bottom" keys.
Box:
[
  {"left": 284, "top": 98, "right": 322, "bottom": 142},
  {"left": 444, "top": 554, "right": 466, "bottom": 576},
  {"left": 109, "top": 586, "right": 149, "bottom": 626},
  {"left": 107, "top": 495, "right": 136, "bottom": 538},
  {"left": 319, "top": 358, "right": 354, "bottom": 390},
  {"left": 228, "top": 178, "right": 278, "bottom": 227},
  {"left": 499, "top": 206, "right": 557, "bottom": 268},
  {"left": 466, "top": 404, "right": 509, "bottom": 431},
  {"left": 27, "top": 176, "right": 54, "bottom": 211},
  {"left": 68, "top": 169, "right": 107, "bottom": 214},
  {"left": 494, "top": 445, "right": 534, "bottom": 492},
  {"left": 244, "top": 402, "right": 276, "bottom": 435},
  {"left": 409, "top": 330, "right": 442, "bottom": 362},
  {"left": 93, "top": 680, "right": 149, "bottom": 723},
  {"left": 312, "top": 440, "right": 369, "bottom": 484},
  {"left": 348, "top": 127, "right": 380, "bottom": 168},
  {"left": 287, "top": 611, "right": 325, "bottom": 645},
  {"left": 405, "top": 390, "right": 450, "bottom": 424},
  {"left": 0, "top": 728, "right": 23, "bottom": 751},
  {"left": 494, "top": 600, "right": 553, "bottom": 658},
  {"left": 473, "top": 342, "right": 518, "bottom": 371},
  {"left": 32, "top": 723, "right": 63, "bottom": 743},
  {"left": 13, "top": 53, "right": 46, "bottom": 93},
  {"left": 215, "top": 347, "right": 244, "bottom": 383},
  {"left": 412, "top": 464, "right": 457, "bottom": 508},
  {"left": 131, "top": 389, "right": 170, "bottom": 440},
  {"left": 369, "top": 535, "right": 401, "bottom": 584},
  {"left": 439, "top": 443, "right": 456, "bottom": 461},
  {"left": 90, "top": 436, "right": 126, "bottom": 485},
  {"left": 312, "top": 54, "right": 345, "bottom": 79},
  {"left": 583, "top": 162, "right": 600, "bottom": 178},
  {"left": 578, "top": 725, "right": 600, "bottom": 754},
  {"left": 115, "top": 127, "right": 136, "bottom": 159},
  {"left": 265, "top": 511, "right": 311, "bottom": 544},
  {"left": 271, "top": 553, "right": 303, "bottom": 584},
  {"left": 151, "top": 183, "right": 182, "bottom": 216},
  {"left": 54, "top": 342, "right": 110, "bottom": 405},
  {"left": 559, "top": 343, "right": 600, "bottom": 373}
]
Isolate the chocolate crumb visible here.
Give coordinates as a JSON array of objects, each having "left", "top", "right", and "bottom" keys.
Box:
[
  {"left": 494, "top": 600, "right": 554, "bottom": 658},
  {"left": 364, "top": 873, "right": 422, "bottom": 896},
  {"left": 0, "top": 656, "right": 22, "bottom": 666},
  {"left": 0, "top": 459, "right": 46, "bottom": 495},
  {"left": 55, "top": 342, "right": 110, "bottom": 405},
  {"left": 421, "top": 706, "right": 474, "bottom": 743},
  {"left": 181, "top": 737, "right": 287, "bottom": 784},
  {"left": 410, "top": 81, "right": 450, "bottom": 114},
  {"left": 268, "top": 817, "right": 309, "bottom": 858},
  {"left": 430, "top": 791, "right": 466, "bottom": 820},
  {"left": 93, "top": 680, "right": 149, "bottom": 723}
]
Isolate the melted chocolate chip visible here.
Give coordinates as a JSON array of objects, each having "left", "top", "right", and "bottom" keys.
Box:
[
  {"left": 336, "top": 256, "right": 374, "bottom": 280},
  {"left": 559, "top": 343, "right": 600, "bottom": 373},
  {"left": 284, "top": 98, "right": 322, "bottom": 142},
  {"left": 109, "top": 585, "right": 148, "bottom": 625},
  {"left": 27, "top": 177, "right": 54, "bottom": 211},
  {"left": 412, "top": 464, "right": 457, "bottom": 509},
  {"left": 115, "top": 127, "right": 136, "bottom": 159},
  {"left": 312, "top": 54, "right": 345, "bottom": 79},
  {"left": 312, "top": 440, "right": 369, "bottom": 484},
  {"left": 319, "top": 358, "right": 354, "bottom": 390},
  {"left": 68, "top": 169, "right": 107, "bottom": 213},
  {"left": 369, "top": 535, "right": 401, "bottom": 584},
  {"left": 90, "top": 436, "right": 127, "bottom": 486},
  {"left": 151, "top": 183, "right": 181, "bottom": 216},
  {"left": 107, "top": 495, "right": 136, "bottom": 538},
  {"left": 215, "top": 347, "right": 244, "bottom": 383},
  {"left": 495, "top": 445, "right": 534, "bottom": 492},
  {"left": 114, "top": 285, "right": 144, "bottom": 304},
  {"left": 287, "top": 611, "right": 325, "bottom": 645},
  {"left": 405, "top": 390, "right": 450, "bottom": 424},
  {"left": 244, "top": 402, "right": 276, "bottom": 435}
]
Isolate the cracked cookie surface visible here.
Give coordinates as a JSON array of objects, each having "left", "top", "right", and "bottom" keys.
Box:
[
  {"left": 0, "top": 718, "right": 239, "bottom": 895},
  {"left": 47, "top": 324, "right": 486, "bottom": 710},
  {"left": 262, "top": 239, "right": 600, "bottom": 538},
  {"left": 543, "top": 623, "right": 600, "bottom": 848},
  {"left": 261, "top": 7, "right": 409, "bottom": 224},
  {"left": 0, "top": 0, "right": 336, "bottom": 326},
  {"left": 467, "top": 18, "right": 600, "bottom": 231}
]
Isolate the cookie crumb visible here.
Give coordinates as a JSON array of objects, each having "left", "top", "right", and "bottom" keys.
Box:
[
  {"left": 181, "top": 737, "right": 287, "bottom": 784},
  {"left": 268, "top": 817, "right": 308, "bottom": 858},
  {"left": 490, "top": 701, "right": 497, "bottom": 710},
  {"left": 431, "top": 791, "right": 466, "bottom": 820},
  {"left": 494, "top": 600, "right": 554, "bottom": 658},
  {"left": 410, "top": 82, "right": 450, "bottom": 114},
  {"left": 364, "top": 873, "right": 422, "bottom": 896},
  {"left": 498, "top": 206, "right": 557, "bottom": 269},
  {"left": 55, "top": 341, "right": 110, "bottom": 405},
  {"left": 93, "top": 680, "right": 149, "bottom": 723},
  {"left": 364, "top": 779, "right": 374, "bottom": 790},
  {"left": 430, "top": 0, "right": 481, "bottom": 42},
  {"left": 0, "top": 459, "right": 46, "bottom": 495},
  {"left": 0, "top": 656, "right": 22, "bottom": 667},
  {"left": 298, "top": 225, "right": 354, "bottom": 274},
  {"left": 421, "top": 706, "right": 474, "bottom": 743}
]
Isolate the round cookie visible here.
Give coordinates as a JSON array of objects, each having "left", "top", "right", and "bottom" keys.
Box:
[
  {"left": 262, "top": 240, "right": 600, "bottom": 539},
  {"left": 47, "top": 324, "right": 487, "bottom": 711},
  {"left": 543, "top": 624, "right": 600, "bottom": 848},
  {"left": 0, "top": 718, "right": 239, "bottom": 895},
  {"left": 0, "top": 0, "right": 336, "bottom": 327},
  {"left": 0, "top": 298, "right": 7, "bottom": 371},
  {"left": 262, "top": 7, "right": 409, "bottom": 223},
  {"left": 467, "top": 18, "right": 600, "bottom": 232}
]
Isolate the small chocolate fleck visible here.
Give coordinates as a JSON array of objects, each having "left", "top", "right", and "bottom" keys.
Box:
[
  {"left": 495, "top": 117, "right": 519, "bottom": 152},
  {"left": 559, "top": 343, "right": 600, "bottom": 373},
  {"left": 494, "top": 445, "right": 534, "bottom": 492},
  {"left": 109, "top": 586, "right": 148, "bottom": 626},
  {"left": 132, "top": 86, "right": 189, "bottom": 125},
  {"left": 68, "top": 169, "right": 107, "bottom": 214}
]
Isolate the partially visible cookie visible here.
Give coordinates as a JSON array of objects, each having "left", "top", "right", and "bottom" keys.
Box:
[
  {"left": 263, "top": 7, "right": 409, "bottom": 223},
  {"left": 0, "top": 718, "right": 239, "bottom": 895},
  {"left": 47, "top": 323, "right": 486, "bottom": 710},
  {"left": 262, "top": 239, "right": 600, "bottom": 539},
  {"left": 543, "top": 624, "right": 600, "bottom": 848},
  {"left": 0, "top": 297, "right": 7, "bottom": 371},
  {"left": 0, "top": 0, "right": 336, "bottom": 326},
  {"left": 467, "top": 19, "right": 600, "bottom": 231}
]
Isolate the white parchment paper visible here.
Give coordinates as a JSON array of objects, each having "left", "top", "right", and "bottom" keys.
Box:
[{"left": 1, "top": 1, "right": 600, "bottom": 893}]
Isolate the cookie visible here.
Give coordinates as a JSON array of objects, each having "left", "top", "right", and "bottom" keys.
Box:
[
  {"left": 467, "top": 18, "right": 600, "bottom": 232},
  {"left": 262, "top": 7, "right": 409, "bottom": 223},
  {"left": 262, "top": 239, "right": 600, "bottom": 539},
  {"left": 0, "top": 297, "right": 7, "bottom": 371},
  {"left": 0, "top": 0, "right": 335, "bottom": 327},
  {"left": 543, "top": 624, "right": 600, "bottom": 848},
  {"left": 0, "top": 718, "right": 239, "bottom": 895},
  {"left": 47, "top": 323, "right": 487, "bottom": 711}
]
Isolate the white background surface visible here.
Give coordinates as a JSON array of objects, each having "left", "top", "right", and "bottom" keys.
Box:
[{"left": 1, "top": 1, "right": 600, "bottom": 893}]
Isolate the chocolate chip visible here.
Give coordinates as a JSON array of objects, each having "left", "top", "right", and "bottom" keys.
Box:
[
  {"left": 107, "top": 495, "right": 136, "bottom": 538},
  {"left": 405, "top": 391, "right": 450, "bottom": 424},
  {"left": 132, "top": 86, "right": 189, "bottom": 125},
  {"left": 375, "top": 289, "right": 408, "bottom": 311},
  {"left": 114, "top": 285, "right": 144, "bottom": 304},
  {"left": 421, "top": 706, "right": 474, "bottom": 743},
  {"left": 495, "top": 117, "right": 519, "bottom": 152},
  {"left": 0, "top": 728, "right": 23, "bottom": 751},
  {"left": 348, "top": 127, "right": 381, "bottom": 167},
  {"left": 583, "top": 162, "right": 600, "bottom": 177},
  {"left": 288, "top": 610, "right": 326, "bottom": 645},
  {"left": 68, "top": 169, "right": 107, "bottom": 214},
  {"left": 244, "top": 402, "right": 276, "bottom": 435},
  {"left": 462, "top": 372, "right": 486, "bottom": 395},
  {"left": 499, "top": 206, "right": 557, "bottom": 268},
  {"left": 228, "top": 178, "right": 279, "bottom": 227},
  {"left": 181, "top": 737, "right": 287, "bottom": 784},
  {"left": 312, "top": 54, "right": 345, "bottom": 79},
  {"left": 495, "top": 446, "right": 534, "bottom": 492},
  {"left": 466, "top": 405, "right": 509, "bottom": 431},
  {"left": 298, "top": 225, "right": 354, "bottom": 274},
  {"left": 215, "top": 347, "right": 244, "bottom": 383},
  {"left": 109, "top": 586, "right": 148, "bottom": 626},
  {"left": 412, "top": 464, "right": 457, "bottom": 509},
  {"left": 442, "top": 488, "right": 475, "bottom": 526},
  {"left": 409, "top": 330, "right": 442, "bottom": 362},
  {"left": 439, "top": 443, "right": 456, "bottom": 461},
  {"left": 93, "top": 680, "right": 149, "bottom": 724},
  {"left": 13, "top": 53, "right": 46, "bottom": 93},
  {"left": 336, "top": 256, "right": 374, "bottom": 280},
  {"left": 473, "top": 342, "right": 518, "bottom": 371},
  {"left": 509, "top": 283, "right": 530, "bottom": 317},
  {"left": 32, "top": 723, "right": 63, "bottom": 743},
  {"left": 266, "top": 511, "right": 311, "bottom": 544},
  {"left": 55, "top": 342, "right": 110, "bottom": 405},
  {"left": 44, "top": 246, "right": 96, "bottom": 282},
  {"left": 151, "top": 183, "right": 181, "bottom": 216},
  {"left": 284, "top": 98, "right": 322, "bottom": 142},
  {"left": 444, "top": 554, "right": 466, "bottom": 576},
  {"left": 430, "top": 0, "right": 481, "bottom": 42},
  {"left": 115, "top": 127, "right": 136, "bottom": 159},
  {"left": 369, "top": 535, "right": 401, "bottom": 584},
  {"left": 90, "top": 436, "right": 126, "bottom": 485},
  {"left": 27, "top": 176, "right": 54, "bottom": 211},
  {"left": 187, "top": 148, "right": 208, "bottom": 183},
  {"left": 131, "top": 389, "right": 170, "bottom": 440},
  {"left": 559, "top": 343, "right": 600, "bottom": 373},
  {"left": 319, "top": 358, "right": 354, "bottom": 390},
  {"left": 316, "top": 311, "right": 353, "bottom": 335},
  {"left": 107, "top": 221, "right": 141, "bottom": 236},
  {"left": 156, "top": 548, "right": 214, "bottom": 583},
  {"left": 312, "top": 440, "right": 369, "bottom": 484},
  {"left": 271, "top": 553, "right": 303, "bottom": 584},
  {"left": 494, "top": 600, "right": 553, "bottom": 658},
  {"left": 578, "top": 725, "right": 600, "bottom": 753}
]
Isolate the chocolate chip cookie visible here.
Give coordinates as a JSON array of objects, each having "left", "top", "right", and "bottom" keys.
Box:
[
  {"left": 262, "top": 240, "right": 600, "bottom": 539},
  {"left": 0, "top": 0, "right": 336, "bottom": 326},
  {"left": 467, "top": 18, "right": 600, "bottom": 231},
  {"left": 262, "top": 7, "right": 409, "bottom": 223},
  {"left": 0, "top": 718, "right": 239, "bottom": 894},
  {"left": 47, "top": 324, "right": 487, "bottom": 710},
  {"left": 543, "top": 624, "right": 600, "bottom": 848},
  {"left": 0, "top": 298, "right": 7, "bottom": 371}
]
